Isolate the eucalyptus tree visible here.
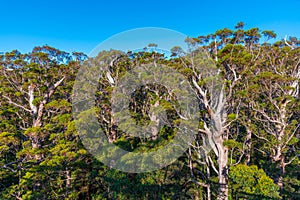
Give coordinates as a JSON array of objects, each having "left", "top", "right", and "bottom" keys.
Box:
[
  {"left": 246, "top": 44, "right": 300, "bottom": 194},
  {"left": 0, "top": 24, "right": 299, "bottom": 200},
  {"left": 176, "top": 23, "right": 296, "bottom": 199},
  {"left": 0, "top": 46, "right": 93, "bottom": 199}
]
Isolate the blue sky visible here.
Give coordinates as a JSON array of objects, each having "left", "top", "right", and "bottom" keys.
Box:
[{"left": 1, "top": 0, "right": 300, "bottom": 55}]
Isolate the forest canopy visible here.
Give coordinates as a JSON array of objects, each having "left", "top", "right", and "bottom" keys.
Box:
[{"left": 0, "top": 23, "right": 299, "bottom": 200}]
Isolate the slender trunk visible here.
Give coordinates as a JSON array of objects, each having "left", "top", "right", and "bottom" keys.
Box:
[
  {"left": 108, "top": 120, "right": 117, "bottom": 143},
  {"left": 207, "top": 183, "right": 211, "bottom": 200},
  {"left": 217, "top": 144, "right": 229, "bottom": 200},
  {"left": 28, "top": 84, "right": 42, "bottom": 159},
  {"left": 31, "top": 101, "right": 46, "bottom": 160},
  {"left": 149, "top": 100, "right": 160, "bottom": 140},
  {"left": 274, "top": 123, "right": 285, "bottom": 191},
  {"left": 245, "top": 127, "right": 252, "bottom": 165},
  {"left": 195, "top": 191, "right": 199, "bottom": 200},
  {"left": 276, "top": 155, "right": 285, "bottom": 191},
  {"left": 206, "top": 158, "right": 211, "bottom": 200},
  {"left": 66, "top": 168, "right": 71, "bottom": 188}
]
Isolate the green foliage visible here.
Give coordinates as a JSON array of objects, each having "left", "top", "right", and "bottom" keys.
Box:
[
  {"left": 229, "top": 164, "right": 280, "bottom": 199},
  {"left": 0, "top": 25, "right": 299, "bottom": 199}
]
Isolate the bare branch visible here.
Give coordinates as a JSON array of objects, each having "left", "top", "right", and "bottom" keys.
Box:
[
  {"left": 252, "top": 131, "right": 270, "bottom": 143},
  {"left": 28, "top": 84, "right": 37, "bottom": 114},
  {"left": 3, "top": 95, "right": 31, "bottom": 113},
  {"left": 284, "top": 154, "right": 299, "bottom": 166},
  {"left": 284, "top": 35, "right": 295, "bottom": 50},
  {"left": 208, "top": 155, "right": 219, "bottom": 175},
  {"left": 186, "top": 179, "right": 209, "bottom": 188},
  {"left": 282, "top": 124, "right": 300, "bottom": 150}
]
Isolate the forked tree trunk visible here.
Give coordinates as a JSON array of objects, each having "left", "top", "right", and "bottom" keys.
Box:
[{"left": 29, "top": 77, "right": 65, "bottom": 160}]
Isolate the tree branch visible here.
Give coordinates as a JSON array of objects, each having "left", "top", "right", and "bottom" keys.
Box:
[
  {"left": 2, "top": 95, "right": 32, "bottom": 113},
  {"left": 284, "top": 154, "right": 299, "bottom": 166}
]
